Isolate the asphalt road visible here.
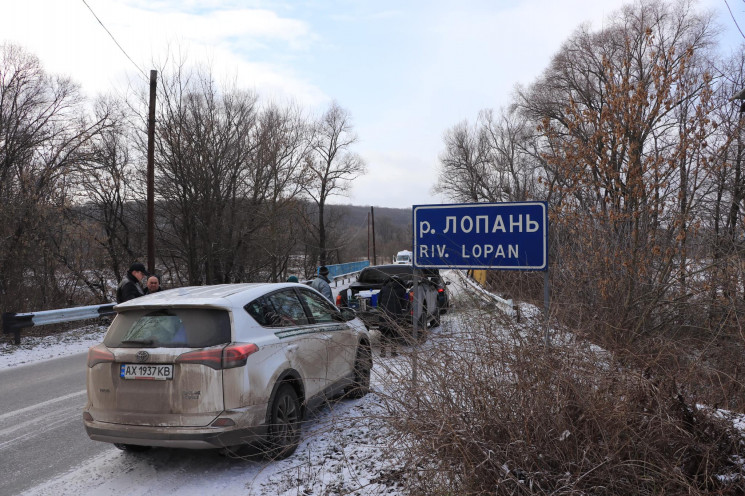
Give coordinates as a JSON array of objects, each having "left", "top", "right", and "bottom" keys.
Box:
[{"left": 0, "top": 352, "right": 110, "bottom": 496}]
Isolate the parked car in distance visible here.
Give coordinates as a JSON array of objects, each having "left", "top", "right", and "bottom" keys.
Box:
[
  {"left": 83, "top": 283, "right": 371, "bottom": 459},
  {"left": 394, "top": 250, "right": 413, "bottom": 264},
  {"left": 336, "top": 264, "right": 446, "bottom": 336}
]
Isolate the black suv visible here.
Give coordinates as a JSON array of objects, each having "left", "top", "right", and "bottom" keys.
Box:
[{"left": 338, "top": 264, "right": 448, "bottom": 332}]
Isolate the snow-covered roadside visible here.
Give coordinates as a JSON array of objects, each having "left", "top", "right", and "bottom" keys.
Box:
[
  {"left": 0, "top": 324, "right": 108, "bottom": 369},
  {"left": 0, "top": 325, "right": 418, "bottom": 496},
  {"left": 0, "top": 271, "right": 466, "bottom": 495},
  {"left": 24, "top": 378, "right": 404, "bottom": 496},
  {"left": 2, "top": 321, "right": 410, "bottom": 495},
  {"left": 0, "top": 281, "right": 457, "bottom": 495}
]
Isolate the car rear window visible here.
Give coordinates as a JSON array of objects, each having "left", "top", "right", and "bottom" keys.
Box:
[{"left": 104, "top": 308, "right": 231, "bottom": 348}]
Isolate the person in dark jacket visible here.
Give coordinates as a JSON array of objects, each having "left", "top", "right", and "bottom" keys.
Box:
[
  {"left": 310, "top": 266, "right": 333, "bottom": 302},
  {"left": 377, "top": 275, "right": 408, "bottom": 357},
  {"left": 116, "top": 262, "right": 148, "bottom": 303}
]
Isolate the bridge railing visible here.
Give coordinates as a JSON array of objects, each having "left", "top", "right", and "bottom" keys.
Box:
[
  {"left": 3, "top": 261, "right": 373, "bottom": 344},
  {"left": 2, "top": 303, "right": 116, "bottom": 345},
  {"left": 316, "top": 261, "right": 370, "bottom": 287}
]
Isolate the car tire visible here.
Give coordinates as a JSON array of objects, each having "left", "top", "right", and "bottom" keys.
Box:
[
  {"left": 265, "top": 383, "right": 301, "bottom": 460},
  {"left": 345, "top": 346, "right": 372, "bottom": 398},
  {"left": 113, "top": 443, "right": 151, "bottom": 452}
]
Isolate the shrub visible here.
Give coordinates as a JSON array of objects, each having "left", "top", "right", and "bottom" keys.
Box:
[{"left": 377, "top": 304, "right": 745, "bottom": 495}]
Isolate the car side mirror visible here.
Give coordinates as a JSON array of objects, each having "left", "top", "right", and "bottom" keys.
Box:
[{"left": 339, "top": 307, "right": 357, "bottom": 322}]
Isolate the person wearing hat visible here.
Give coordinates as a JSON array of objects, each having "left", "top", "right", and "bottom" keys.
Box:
[
  {"left": 286, "top": 275, "right": 299, "bottom": 283},
  {"left": 116, "top": 262, "right": 148, "bottom": 303},
  {"left": 310, "top": 265, "right": 333, "bottom": 303}
]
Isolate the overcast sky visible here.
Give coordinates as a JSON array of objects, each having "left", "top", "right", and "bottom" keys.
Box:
[{"left": 1, "top": 0, "right": 742, "bottom": 208}]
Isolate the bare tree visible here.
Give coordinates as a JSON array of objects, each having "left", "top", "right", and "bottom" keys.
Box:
[
  {"left": 250, "top": 102, "right": 312, "bottom": 281},
  {"left": 703, "top": 47, "right": 745, "bottom": 322},
  {"left": 518, "top": 0, "right": 717, "bottom": 343},
  {"left": 0, "top": 43, "right": 111, "bottom": 312},
  {"left": 303, "top": 101, "right": 367, "bottom": 266},
  {"left": 434, "top": 119, "right": 493, "bottom": 202},
  {"left": 149, "top": 62, "right": 260, "bottom": 285},
  {"left": 435, "top": 108, "right": 547, "bottom": 204},
  {"left": 60, "top": 96, "right": 143, "bottom": 300}
]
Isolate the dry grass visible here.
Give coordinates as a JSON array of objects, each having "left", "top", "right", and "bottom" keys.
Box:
[{"left": 372, "top": 297, "right": 745, "bottom": 495}]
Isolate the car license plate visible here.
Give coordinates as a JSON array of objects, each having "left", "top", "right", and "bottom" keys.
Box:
[{"left": 120, "top": 364, "right": 174, "bottom": 380}]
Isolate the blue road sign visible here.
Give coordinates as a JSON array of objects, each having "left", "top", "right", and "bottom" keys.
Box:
[{"left": 413, "top": 202, "right": 548, "bottom": 270}]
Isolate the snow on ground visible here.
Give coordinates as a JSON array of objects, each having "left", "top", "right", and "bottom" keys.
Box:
[
  {"left": 0, "top": 324, "right": 108, "bottom": 369},
  {"left": 6, "top": 271, "right": 745, "bottom": 493},
  {"left": 1, "top": 271, "right": 472, "bottom": 495},
  {"left": 24, "top": 380, "right": 403, "bottom": 496},
  {"left": 2, "top": 323, "right": 411, "bottom": 495}
]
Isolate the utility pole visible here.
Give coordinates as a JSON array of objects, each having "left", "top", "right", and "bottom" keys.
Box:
[
  {"left": 367, "top": 211, "right": 370, "bottom": 262},
  {"left": 147, "top": 70, "right": 157, "bottom": 275},
  {"left": 370, "top": 206, "right": 377, "bottom": 265}
]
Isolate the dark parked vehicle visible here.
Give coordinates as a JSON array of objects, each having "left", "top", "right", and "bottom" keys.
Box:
[
  {"left": 436, "top": 277, "right": 450, "bottom": 314},
  {"left": 336, "top": 264, "right": 447, "bottom": 336}
]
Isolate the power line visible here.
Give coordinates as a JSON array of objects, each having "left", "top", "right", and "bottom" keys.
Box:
[
  {"left": 724, "top": 0, "right": 745, "bottom": 41},
  {"left": 81, "top": 0, "right": 148, "bottom": 79}
]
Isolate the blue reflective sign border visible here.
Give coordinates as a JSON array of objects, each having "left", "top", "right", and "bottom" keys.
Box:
[{"left": 413, "top": 202, "right": 548, "bottom": 270}]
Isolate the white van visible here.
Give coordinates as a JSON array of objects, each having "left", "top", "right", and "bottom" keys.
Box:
[{"left": 395, "top": 250, "right": 413, "bottom": 264}]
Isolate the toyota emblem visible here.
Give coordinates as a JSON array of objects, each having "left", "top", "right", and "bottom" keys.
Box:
[{"left": 135, "top": 350, "right": 150, "bottom": 362}]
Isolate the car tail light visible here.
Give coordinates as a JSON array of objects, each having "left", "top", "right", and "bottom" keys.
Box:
[
  {"left": 87, "top": 344, "right": 115, "bottom": 368},
  {"left": 438, "top": 288, "right": 444, "bottom": 293},
  {"left": 177, "top": 343, "right": 259, "bottom": 370},
  {"left": 211, "top": 417, "right": 236, "bottom": 427},
  {"left": 336, "top": 294, "right": 342, "bottom": 306},
  {"left": 222, "top": 343, "right": 259, "bottom": 368}
]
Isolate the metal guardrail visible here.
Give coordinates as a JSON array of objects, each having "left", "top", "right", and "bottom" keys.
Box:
[
  {"left": 2, "top": 303, "right": 116, "bottom": 345},
  {"left": 316, "top": 261, "right": 370, "bottom": 287},
  {"left": 461, "top": 273, "right": 519, "bottom": 320},
  {"left": 2, "top": 263, "right": 372, "bottom": 345},
  {"left": 318, "top": 261, "right": 370, "bottom": 281}
]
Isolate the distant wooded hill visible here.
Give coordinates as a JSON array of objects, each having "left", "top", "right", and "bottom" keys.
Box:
[{"left": 325, "top": 204, "right": 412, "bottom": 263}]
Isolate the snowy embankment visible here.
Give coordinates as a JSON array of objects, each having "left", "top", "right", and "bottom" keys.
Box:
[
  {"left": 0, "top": 271, "right": 473, "bottom": 495},
  {"left": 1, "top": 322, "right": 413, "bottom": 495}
]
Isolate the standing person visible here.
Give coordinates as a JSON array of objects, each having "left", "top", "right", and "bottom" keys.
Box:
[
  {"left": 310, "top": 266, "right": 333, "bottom": 302},
  {"left": 116, "top": 262, "right": 148, "bottom": 303},
  {"left": 145, "top": 275, "right": 161, "bottom": 294},
  {"left": 378, "top": 275, "right": 407, "bottom": 357}
]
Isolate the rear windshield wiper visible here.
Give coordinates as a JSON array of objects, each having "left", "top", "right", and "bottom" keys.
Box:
[{"left": 120, "top": 339, "right": 154, "bottom": 346}]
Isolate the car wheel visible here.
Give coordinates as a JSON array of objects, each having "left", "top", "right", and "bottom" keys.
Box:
[
  {"left": 113, "top": 443, "right": 150, "bottom": 452},
  {"left": 346, "top": 346, "right": 372, "bottom": 398},
  {"left": 265, "top": 383, "right": 301, "bottom": 460}
]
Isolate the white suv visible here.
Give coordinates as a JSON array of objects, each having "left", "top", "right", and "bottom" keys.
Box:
[{"left": 83, "top": 283, "right": 371, "bottom": 458}]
